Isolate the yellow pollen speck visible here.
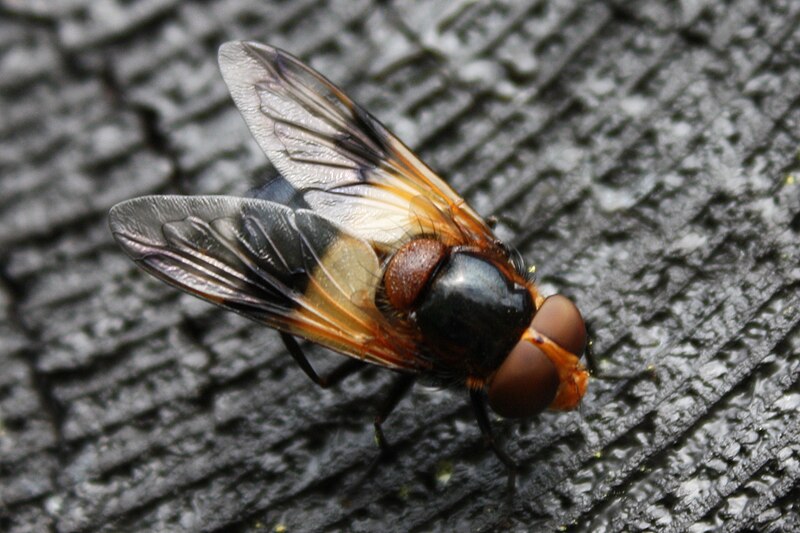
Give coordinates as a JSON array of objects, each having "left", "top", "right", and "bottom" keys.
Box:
[
  {"left": 436, "top": 460, "right": 454, "bottom": 486},
  {"left": 786, "top": 174, "right": 796, "bottom": 185},
  {"left": 528, "top": 265, "right": 537, "bottom": 274},
  {"left": 274, "top": 524, "right": 287, "bottom": 533},
  {"left": 398, "top": 484, "right": 410, "bottom": 500}
]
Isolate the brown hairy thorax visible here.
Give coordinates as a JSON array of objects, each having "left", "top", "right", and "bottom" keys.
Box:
[{"left": 383, "top": 238, "right": 447, "bottom": 311}]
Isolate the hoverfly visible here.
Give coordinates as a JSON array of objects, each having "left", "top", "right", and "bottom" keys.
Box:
[{"left": 109, "top": 41, "right": 589, "bottom": 483}]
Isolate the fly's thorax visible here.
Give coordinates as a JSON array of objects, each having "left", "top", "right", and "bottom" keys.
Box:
[{"left": 412, "top": 250, "right": 534, "bottom": 375}]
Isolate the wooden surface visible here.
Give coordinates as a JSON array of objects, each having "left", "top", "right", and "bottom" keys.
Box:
[{"left": 1, "top": 1, "right": 799, "bottom": 531}]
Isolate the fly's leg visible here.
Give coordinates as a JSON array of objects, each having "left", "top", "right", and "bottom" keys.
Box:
[
  {"left": 470, "top": 388, "right": 517, "bottom": 491},
  {"left": 280, "top": 332, "right": 365, "bottom": 388},
  {"left": 373, "top": 374, "right": 416, "bottom": 455},
  {"left": 282, "top": 331, "right": 416, "bottom": 451},
  {"left": 343, "top": 374, "right": 415, "bottom": 496},
  {"left": 583, "top": 322, "right": 599, "bottom": 375}
]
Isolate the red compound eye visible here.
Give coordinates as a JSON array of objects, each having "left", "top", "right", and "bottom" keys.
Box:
[
  {"left": 487, "top": 294, "right": 586, "bottom": 418},
  {"left": 530, "top": 294, "right": 586, "bottom": 357},
  {"left": 487, "top": 341, "right": 559, "bottom": 419}
]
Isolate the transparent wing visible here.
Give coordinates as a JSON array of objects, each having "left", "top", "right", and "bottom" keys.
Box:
[
  {"left": 108, "top": 195, "right": 423, "bottom": 371},
  {"left": 218, "top": 40, "right": 495, "bottom": 252}
]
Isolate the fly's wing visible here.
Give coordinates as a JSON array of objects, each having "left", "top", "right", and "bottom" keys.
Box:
[
  {"left": 108, "top": 195, "right": 423, "bottom": 371},
  {"left": 218, "top": 41, "right": 496, "bottom": 253}
]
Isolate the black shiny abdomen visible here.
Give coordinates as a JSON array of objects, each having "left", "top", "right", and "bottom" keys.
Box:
[{"left": 414, "top": 251, "right": 534, "bottom": 376}]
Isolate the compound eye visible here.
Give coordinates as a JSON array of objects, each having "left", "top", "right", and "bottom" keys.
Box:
[
  {"left": 487, "top": 340, "right": 559, "bottom": 418},
  {"left": 531, "top": 294, "right": 587, "bottom": 357},
  {"left": 487, "top": 294, "right": 587, "bottom": 418}
]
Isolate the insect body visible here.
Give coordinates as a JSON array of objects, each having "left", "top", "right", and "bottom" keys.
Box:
[{"left": 109, "top": 41, "right": 589, "bottom": 479}]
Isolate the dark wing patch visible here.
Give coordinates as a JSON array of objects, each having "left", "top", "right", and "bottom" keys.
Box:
[
  {"left": 218, "top": 41, "right": 496, "bottom": 252},
  {"left": 109, "top": 195, "right": 423, "bottom": 371},
  {"left": 246, "top": 175, "right": 311, "bottom": 210}
]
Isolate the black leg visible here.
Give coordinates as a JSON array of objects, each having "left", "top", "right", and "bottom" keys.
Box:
[
  {"left": 280, "top": 332, "right": 366, "bottom": 388},
  {"left": 342, "top": 373, "right": 416, "bottom": 497},
  {"left": 281, "top": 332, "right": 418, "bottom": 446},
  {"left": 470, "top": 388, "right": 517, "bottom": 491},
  {"left": 373, "top": 374, "right": 416, "bottom": 454},
  {"left": 584, "top": 336, "right": 599, "bottom": 375}
]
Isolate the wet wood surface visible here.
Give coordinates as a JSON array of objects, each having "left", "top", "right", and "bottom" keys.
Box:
[{"left": 1, "top": 1, "right": 799, "bottom": 531}]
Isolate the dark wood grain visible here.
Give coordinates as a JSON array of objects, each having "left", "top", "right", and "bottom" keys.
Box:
[{"left": 1, "top": 1, "right": 799, "bottom": 531}]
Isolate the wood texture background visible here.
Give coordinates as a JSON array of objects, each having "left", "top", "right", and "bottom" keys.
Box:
[{"left": 1, "top": 1, "right": 799, "bottom": 531}]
